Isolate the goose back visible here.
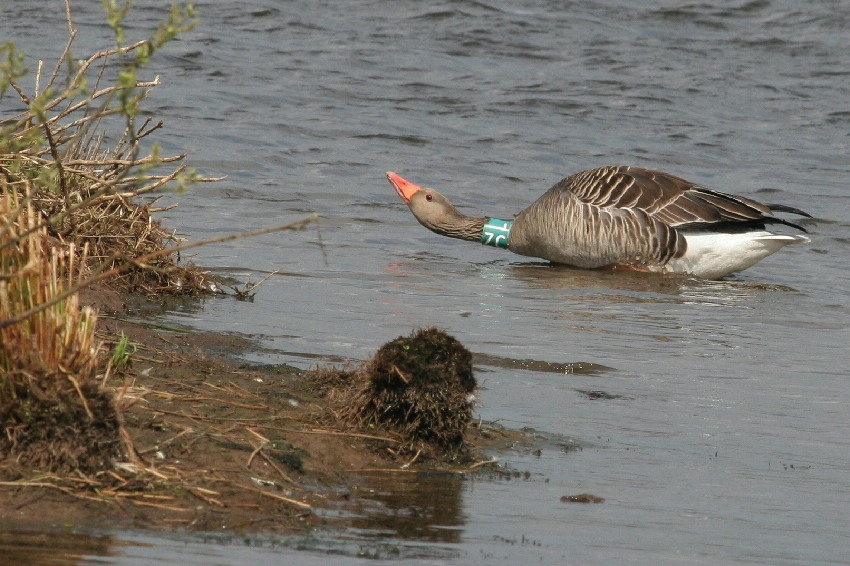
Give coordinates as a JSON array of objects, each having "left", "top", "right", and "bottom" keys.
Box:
[
  {"left": 510, "top": 183, "right": 685, "bottom": 268},
  {"left": 559, "top": 166, "right": 785, "bottom": 228},
  {"left": 508, "top": 165, "right": 805, "bottom": 270}
]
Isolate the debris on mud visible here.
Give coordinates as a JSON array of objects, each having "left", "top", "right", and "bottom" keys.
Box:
[{"left": 308, "top": 327, "right": 479, "bottom": 457}]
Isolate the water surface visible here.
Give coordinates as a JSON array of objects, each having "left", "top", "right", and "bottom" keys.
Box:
[{"left": 2, "top": 1, "right": 849, "bottom": 564}]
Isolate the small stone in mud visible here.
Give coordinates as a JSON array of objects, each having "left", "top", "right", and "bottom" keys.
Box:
[{"left": 560, "top": 493, "right": 605, "bottom": 504}]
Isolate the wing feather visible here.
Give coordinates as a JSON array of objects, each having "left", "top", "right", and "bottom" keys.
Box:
[{"left": 549, "top": 165, "right": 791, "bottom": 229}]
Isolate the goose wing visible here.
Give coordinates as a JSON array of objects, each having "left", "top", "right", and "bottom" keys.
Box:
[{"left": 554, "top": 165, "right": 779, "bottom": 229}]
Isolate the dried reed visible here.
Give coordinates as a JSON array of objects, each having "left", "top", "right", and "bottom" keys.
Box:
[
  {"left": 0, "top": 184, "right": 121, "bottom": 473},
  {"left": 0, "top": 1, "right": 318, "bottom": 479},
  {"left": 0, "top": 1, "right": 203, "bottom": 473}
]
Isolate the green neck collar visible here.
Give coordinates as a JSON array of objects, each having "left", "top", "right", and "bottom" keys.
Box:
[{"left": 481, "top": 218, "right": 512, "bottom": 249}]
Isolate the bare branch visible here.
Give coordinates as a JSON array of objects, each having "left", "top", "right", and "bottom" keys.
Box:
[{"left": 0, "top": 215, "right": 319, "bottom": 331}]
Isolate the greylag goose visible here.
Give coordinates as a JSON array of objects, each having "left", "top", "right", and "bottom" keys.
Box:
[{"left": 387, "top": 166, "right": 811, "bottom": 279}]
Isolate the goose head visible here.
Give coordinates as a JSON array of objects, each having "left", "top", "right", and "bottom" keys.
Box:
[{"left": 387, "top": 172, "right": 482, "bottom": 240}]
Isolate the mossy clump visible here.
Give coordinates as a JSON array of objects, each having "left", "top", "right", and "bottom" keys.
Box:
[{"left": 352, "top": 327, "right": 477, "bottom": 451}]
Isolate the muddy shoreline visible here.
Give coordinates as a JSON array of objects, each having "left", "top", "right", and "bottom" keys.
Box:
[{"left": 0, "top": 285, "right": 538, "bottom": 536}]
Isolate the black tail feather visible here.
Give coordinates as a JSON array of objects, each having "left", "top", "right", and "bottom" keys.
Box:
[
  {"left": 764, "top": 204, "right": 812, "bottom": 232},
  {"left": 767, "top": 203, "right": 813, "bottom": 219},
  {"left": 766, "top": 216, "right": 809, "bottom": 233},
  {"left": 694, "top": 214, "right": 810, "bottom": 234}
]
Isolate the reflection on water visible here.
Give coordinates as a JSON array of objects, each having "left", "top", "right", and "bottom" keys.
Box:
[
  {"left": 509, "top": 262, "right": 802, "bottom": 306},
  {"left": 305, "top": 471, "right": 468, "bottom": 560},
  {"left": 0, "top": 526, "right": 118, "bottom": 564},
  {"left": 508, "top": 263, "right": 692, "bottom": 295},
  {"left": 473, "top": 352, "right": 612, "bottom": 375},
  {"left": 343, "top": 471, "right": 465, "bottom": 544}
]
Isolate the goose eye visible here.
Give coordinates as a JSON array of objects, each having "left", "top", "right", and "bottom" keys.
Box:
[{"left": 425, "top": 193, "right": 433, "bottom": 201}]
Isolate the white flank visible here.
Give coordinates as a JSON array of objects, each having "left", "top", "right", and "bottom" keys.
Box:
[{"left": 665, "top": 230, "right": 810, "bottom": 279}]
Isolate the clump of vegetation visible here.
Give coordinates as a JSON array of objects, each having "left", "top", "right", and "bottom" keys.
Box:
[
  {"left": 0, "top": 1, "right": 203, "bottom": 475},
  {"left": 0, "top": 190, "right": 122, "bottom": 473},
  {"left": 346, "top": 327, "right": 477, "bottom": 453},
  {"left": 1, "top": 2, "right": 211, "bottom": 297},
  {"left": 2, "top": 1, "right": 318, "bottom": 479}
]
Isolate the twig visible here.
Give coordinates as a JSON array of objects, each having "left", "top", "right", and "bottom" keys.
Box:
[
  {"left": 244, "top": 428, "right": 270, "bottom": 442},
  {"left": 177, "top": 396, "right": 269, "bottom": 410},
  {"left": 247, "top": 443, "right": 264, "bottom": 468},
  {"left": 256, "top": 448, "right": 299, "bottom": 486},
  {"left": 220, "top": 268, "right": 280, "bottom": 299},
  {"left": 244, "top": 485, "right": 311, "bottom": 510},
  {"left": 127, "top": 500, "right": 193, "bottom": 512},
  {"left": 0, "top": 480, "right": 108, "bottom": 503},
  {"left": 251, "top": 424, "right": 402, "bottom": 444},
  {"left": 466, "top": 457, "right": 499, "bottom": 470},
  {"left": 0, "top": 214, "right": 319, "bottom": 330},
  {"left": 136, "top": 426, "right": 194, "bottom": 455},
  {"left": 186, "top": 486, "right": 223, "bottom": 507},
  {"left": 353, "top": 468, "right": 423, "bottom": 474},
  {"left": 400, "top": 449, "right": 422, "bottom": 469}
]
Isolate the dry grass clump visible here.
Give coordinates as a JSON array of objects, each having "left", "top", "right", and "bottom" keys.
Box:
[
  {"left": 17, "top": 138, "right": 211, "bottom": 295},
  {"left": 0, "top": 2, "right": 321, "bottom": 483},
  {"left": 0, "top": 2, "right": 202, "bottom": 476},
  {"left": 1, "top": 32, "right": 214, "bottom": 296},
  {"left": 0, "top": 189, "right": 121, "bottom": 474},
  {"left": 320, "top": 328, "right": 477, "bottom": 455}
]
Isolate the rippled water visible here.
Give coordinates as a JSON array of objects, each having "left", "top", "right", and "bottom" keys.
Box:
[{"left": 3, "top": 1, "right": 850, "bottom": 564}]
